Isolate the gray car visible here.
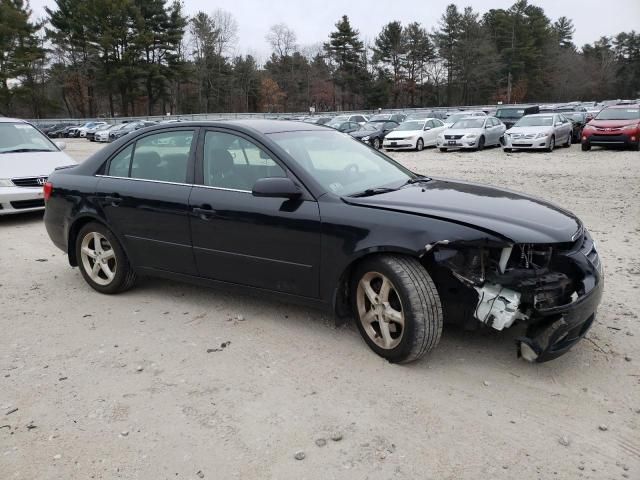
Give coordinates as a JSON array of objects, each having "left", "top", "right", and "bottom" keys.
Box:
[
  {"left": 437, "top": 116, "right": 506, "bottom": 151},
  {"left": 504, "top": 113, "right": 573, "bottom": 152}
]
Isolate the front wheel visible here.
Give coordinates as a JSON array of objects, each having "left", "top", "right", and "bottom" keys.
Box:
[
  {"left": 372, "top": 138, "right": 380, "bottom": 149},
  {"left": 546, "top": 136, "right": 555, "bottom": 152},
  {"left": 476, "top": 136, "right": 485, "bottom": 151},
  {"left": 351, "top": 255, "right": 443, "bottom": 363},
  {"left": 439, "top": 147, "right": 447, "bottom": 152},
  {"left": 581, "top": 142, "right": 591, "bottom": 151},
  {"left": 76, "top": 222, "right": 137, "bottom": 294},
  {"left": 416, "top": 138, "right": 424, "bottom": 151},
  {"left": 503, "top": 147, "right": 512, "bottom": 153}
]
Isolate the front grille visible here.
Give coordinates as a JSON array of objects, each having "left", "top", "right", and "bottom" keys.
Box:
[
  {"left": 512, "top": 143, "right": 533, "bottom": 147},
  {"left": 445, "top": 135, "right": 463, "bottom": 140},
  {"left": 11, "top": 177, "right": 47, "bottom": 188},
  {"left": 10, "top": 199, "right": 45, "bottom": 209},
  {"left": 589, "top": 134, "right": 629, "bottom": 144}
]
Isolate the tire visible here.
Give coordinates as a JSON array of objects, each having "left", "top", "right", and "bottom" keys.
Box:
[
  {"left": 416, "top": 138, "right": 424, "bottom": 151},
  {"left": 476, "top": 136, "right": 485, "bottom": 151},
  {"left": 503, "top": 148, "right": 512, "bottom": 153},
  {"left": 546, "top": 136, "right": 555, "bottom": 153},
  {"left": 75, "top": 222, "right": 137, "bottom": 294},
  {"left": 581, "top": 142, "right": 591, "bottom": 151},
  {"left": 350, "top": 255, "right": 443, "bottom": 364},
  {"left": 372, "top": 138, "right": 380, "bottom": 149},
  {"left": 439, "top": 147, "right": 447, "bottom": 152},
  {"left": 563, "top": 132, "right": 571, "bottom": 148}
]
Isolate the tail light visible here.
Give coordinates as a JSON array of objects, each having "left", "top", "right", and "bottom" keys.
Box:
[{"left": 43, "top": 181, "right": 53, "bottom": 201}]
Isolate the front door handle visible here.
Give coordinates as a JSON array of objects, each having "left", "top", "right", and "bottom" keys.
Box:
[{"left": 193, "top": 205, "right": 217, "bottom": 220}]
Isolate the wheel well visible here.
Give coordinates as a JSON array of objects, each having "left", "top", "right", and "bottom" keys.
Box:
[
  {"left": 67, "top": 217, "right": 105, "bottom": 266},
  {"left": 333, "top": 251, "right": 428, "bottom": 321}
]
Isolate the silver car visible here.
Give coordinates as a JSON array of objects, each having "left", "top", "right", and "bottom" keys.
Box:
[
  {"left": 0, "top": 118, "right": 76, "bottom": 215},
  {"left": 437, "top": 116, "right": 506, "bottom": 151},
  {"left": 504, "top": 113, "right": 573, "bottom": 152}
]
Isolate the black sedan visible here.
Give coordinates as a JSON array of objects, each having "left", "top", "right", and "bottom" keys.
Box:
[
  {"left": 563, "top": 112, "right": 589, "bottom": 142},
  {"left": 43, "top": 120, "right": 603, "bottom": 364},
  {"left": 350, "top": 121, "right": 399, "bottom": 149}
]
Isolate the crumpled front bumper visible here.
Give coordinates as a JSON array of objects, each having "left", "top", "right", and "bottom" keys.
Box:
[{"left": 516, "top": 236, "right": 604, "bottom": 362}]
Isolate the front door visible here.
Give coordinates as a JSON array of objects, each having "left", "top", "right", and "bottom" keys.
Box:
[
  {"left": 189, "top": 129, "right": 321, "bottom": 298},
  {"left": 98, "top": 129, "right": 197, "bottom": 275}
]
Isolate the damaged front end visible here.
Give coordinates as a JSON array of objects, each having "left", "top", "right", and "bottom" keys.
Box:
[{"left": 426, "top": 229, "right": 604, "bottom": 362}]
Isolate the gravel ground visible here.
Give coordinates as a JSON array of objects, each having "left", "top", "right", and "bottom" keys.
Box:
[{"left": 1, "top": 139, "right": 639, "bottom": 479}]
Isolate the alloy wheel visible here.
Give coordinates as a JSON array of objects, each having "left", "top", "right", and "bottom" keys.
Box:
[
  {"left": 356, "top": 271, "right": 405, "bottom": 349},
  {"left": 80, "top": 232, "right": 117, "bottom": 286}
]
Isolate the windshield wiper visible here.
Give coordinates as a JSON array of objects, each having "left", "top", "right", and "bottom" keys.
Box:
[
  {"left": 349, "top": 187, "right": 398, "bottom": 198},
  {"left": 0, "top": 148, "right": 53, "bottom": 154},
  {"left": 403, "top": 175, "right": 432, "bottom": 185}
]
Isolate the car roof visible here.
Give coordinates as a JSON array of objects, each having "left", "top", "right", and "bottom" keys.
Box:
[
  {"left": 0, "top": 117, "right": 27, "bottom": 123},
  {"left": 524, "top": 113, "right": 558, "bottom": 117},
  {"left": 129, "top": 119, "right": 330, "bottom": 135},
  {"left": 607, "top": 104, "right": 640, "bottom": 109}
]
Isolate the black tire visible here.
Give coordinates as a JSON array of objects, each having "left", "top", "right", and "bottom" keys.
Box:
[
  {"left": 503, "top": 147, "right": 512, "bottom": 153},
  {"left": 350, "top": 255, "right": 443, "bottom": 364},
  {"left": 546, "top": 136, "right": 555, "bottom": 152},
  {"left": 416, "top": 138, "right": 424, "bottom": 151},
  {"left": 581, "top": 142, "right": 591, "bottom": 151},
  {"left": 372, "top": 138, "right": 380, "bottom": 149},
  {"left": 477, "top": 136, "right": 485, "bottom": 151},
  {"left": 439, "top": 147, "right": 447, "bottom": 152},
  {"left": 75, "top": 222, "right": 137, "bottom": 294}
]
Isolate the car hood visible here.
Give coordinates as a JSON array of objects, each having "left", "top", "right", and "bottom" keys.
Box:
[
  {"left": 386, "top": 129, "right": 421, "bottom": 138},
  {"left": 588, "top": 119, "right": 638, "bottom": 128},
  {"left": 0, "top": 151, "right": 77, "bottom": 178},
  {"left": 443, "top": 128, "right": 483, "bottom": 136},
  {"left": 351, "top": 130, "right": 380, "bottom": 138},
  {"left": 343, "top": 179, "right": 581, "bottom": 244},
  {"left": 506, "top": 126, "right": 552, "bottom": 135}
]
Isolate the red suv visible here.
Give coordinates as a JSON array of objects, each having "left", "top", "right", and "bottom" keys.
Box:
[{"left": 581, "top": 104, "right": 640, "bottom": 151}]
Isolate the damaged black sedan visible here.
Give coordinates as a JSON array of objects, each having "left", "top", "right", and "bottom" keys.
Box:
[{"left": 44, "top": 120, "right": 603, "bottom": 363}]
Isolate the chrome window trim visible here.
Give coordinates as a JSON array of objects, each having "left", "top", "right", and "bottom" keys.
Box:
[{"left": 95, "top": 174, "right": 252, "bottom": 194}]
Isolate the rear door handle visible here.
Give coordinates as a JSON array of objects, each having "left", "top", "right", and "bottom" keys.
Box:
[{"left": 103, "top": 194, "right": 122, "bottom": 206}]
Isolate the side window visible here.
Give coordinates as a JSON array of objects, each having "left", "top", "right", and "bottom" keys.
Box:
[
  {"left": 107, "top": 144, "right": 133, "bottom": 177},
  {"left": 130, "top": 130, "right": 194, "bottom": 183},
  {"left": 433, "top": 119, "right": 443, "bottom": 127},
  {"left": 203, "top": 131, "right": 286, "bottom": 191}
]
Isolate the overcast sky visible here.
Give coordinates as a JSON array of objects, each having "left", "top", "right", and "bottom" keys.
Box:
[{"left": 28, "top": 0, "right": 640, "bottom": 62}]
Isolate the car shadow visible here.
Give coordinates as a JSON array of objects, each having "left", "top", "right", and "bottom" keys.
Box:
[{"left": 0, "top": 211, "right": 44, "bottom": 226}]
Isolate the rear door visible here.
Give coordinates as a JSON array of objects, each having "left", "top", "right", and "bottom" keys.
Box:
[
  {"left": 97, "top": 128, "right": 197, "bottom": 275},
  {"left": 189, "top": 129, "right": 321, "bottom": 298}
]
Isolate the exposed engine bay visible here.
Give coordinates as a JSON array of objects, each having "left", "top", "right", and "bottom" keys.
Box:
[{"left": 425, "top": 230, "right": 602, "bottom": 362}]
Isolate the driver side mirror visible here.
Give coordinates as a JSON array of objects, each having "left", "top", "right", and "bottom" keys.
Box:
[
  {"left": 555, "top": 122, "right": 563, "bottom": 126},
  {"left": 423, "top": 126, "right": 431, "bottom": 131},
  {"left": 252, "top": 177, "right": 301, "bottom": 199}
]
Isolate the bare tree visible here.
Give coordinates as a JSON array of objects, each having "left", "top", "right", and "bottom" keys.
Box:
[{"left": 266, "top": 23, "right": 297, "bottom": 58}]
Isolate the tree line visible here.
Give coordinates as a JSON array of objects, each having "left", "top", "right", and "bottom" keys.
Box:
[{"left": 0, "top": 0, "right": 638, "bottom": 118}]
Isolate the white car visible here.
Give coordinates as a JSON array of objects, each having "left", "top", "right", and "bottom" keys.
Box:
[
  {"left": 0, "top": 118, "right": 76, "bottom": 215},
  {"left": 95, "top": 124, "right": 125, "bottom": 142},
  {"left": 383, "top": 118, "right": 446, "bottom": 151},
  {"left": 437, "top": 116, "right": 506, "bottom": 151},
  {"left": 78, "top": 121, "right": 107, "bottom": 138},
  {"left": 504, "top": 113, "right": 573, "bottom": 152},
  {"left": 443, "top": 110, "right": 487, "bottom": 128}
]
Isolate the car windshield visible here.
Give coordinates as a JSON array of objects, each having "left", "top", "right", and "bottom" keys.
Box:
[
  {"left": 269, "top": 130, "right": 416, "bottom": 196},
  {"left": 451, "top": 118, "right": 485, "bottom": 129},
  {"left": 96, "top": 124, "right": 111, "bottom": 131},
  {"left": 369, "top": 114, "right": 391, "bottom": 121},
  {"left": 447, "top": 113, "right": 479, "bottom": 123},
  {"left": 596, "top": 108, "right": 640, "bottom": 120},
  {"left": 0, "top": 122, "right": 58, "bottom": 154},
  {"left": 327, "top": 116, "right": 348, "bottom": 126},
  {"left": 396, "top": 121, "right": 424, "bottom": 131},
  {"left": 122, "top": 123, "right": 139, "bottom": 130},
  {"left": 515, "top": 116, "right": 554, "bottom": 127},
  {"left": 496, "top": 108, "right": 525, "bottom": 118},
  {"left": 360, "top": 123, "right": 383, "bottom": 132}
]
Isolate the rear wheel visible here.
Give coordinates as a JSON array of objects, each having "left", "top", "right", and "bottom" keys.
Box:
[
  {"left": 351, "top": 255, "right": 443, "bottom": 363},
  {"left": 416, "top": 138, "right": 424, "bottom": 151},
  {"left": 76, "top": 222, "right": 137, "bottom": 294}
]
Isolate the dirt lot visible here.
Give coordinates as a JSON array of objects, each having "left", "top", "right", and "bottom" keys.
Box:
[{"left": 1, "top": 138, "right": 639, "bottom": 479}]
